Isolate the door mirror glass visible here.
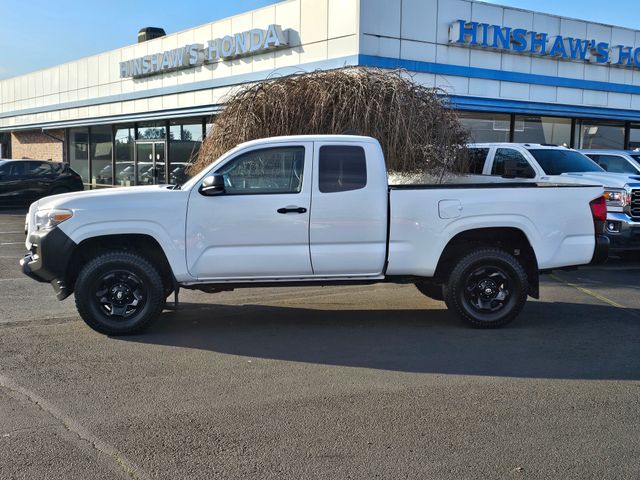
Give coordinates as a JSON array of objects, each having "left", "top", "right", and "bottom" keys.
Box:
[{"left": 199, "top": 174, "right": 225, "bottom": 196}]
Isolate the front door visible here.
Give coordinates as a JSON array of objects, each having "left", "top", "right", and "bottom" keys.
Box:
[
  {"left": 186, "top": 143, "right": 313, "bottom": 279},
  {"left": 135, "top": 141, "right": 166, "bottom": 185}
]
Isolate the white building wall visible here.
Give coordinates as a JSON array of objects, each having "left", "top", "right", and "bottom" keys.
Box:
[
  {"left": 2, "top": 0, "right": 640, "bottom": 130},
  {"left": 0, "top": 0, "right": 360, "bottom": 129},
  {"left": 358, "top": 0, "right": 640, "bottom": 111}
]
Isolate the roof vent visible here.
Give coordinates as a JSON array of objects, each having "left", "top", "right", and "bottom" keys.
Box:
[{"left": 138, "top": 27, "right": 166, "bottom": 43}]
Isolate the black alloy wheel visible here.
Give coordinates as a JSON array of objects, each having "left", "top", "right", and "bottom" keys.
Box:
[
  {"left": 463, "top": 265, "right": 511, "bottom": 314},
  {"left": 94, "top": 270, "right": 146, "bottom": 318}
]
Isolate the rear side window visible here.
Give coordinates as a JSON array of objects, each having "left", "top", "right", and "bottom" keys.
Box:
[
  {"left": 50, "top": 163, "right": 65, "bottom": 174},
  {"left": 459, "top": 148, "right": 489, "bottom": 174},
  {"left": 319, "top": 146, "right": 367, "bottom": 193},
  {"left": 27, "top": 161, "right": 53, "bottom": 177},
  {"left": 587, "top": 154, "right": 638, "bottom": 174},
  {"left": 491, "top": 148, "right": 535, "bottom": 178}
]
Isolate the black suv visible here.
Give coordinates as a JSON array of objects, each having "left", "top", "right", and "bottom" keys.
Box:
[{"left": 0, "top": 160, "right": 84, "bottom": 206}]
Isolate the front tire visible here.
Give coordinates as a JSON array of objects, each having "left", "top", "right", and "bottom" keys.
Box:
[
  {"left": 75, "top": 251, "right": 165, "bottom": 335},
  {"left": 414, "top": 282, "right": 445, "bottom": 301},
  {"left": 444, "top": 248, "right": 528, "bottom": 328}
]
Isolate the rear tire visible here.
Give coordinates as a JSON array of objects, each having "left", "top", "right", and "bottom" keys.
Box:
[
  {"left": 444, "top": 248, "right": 528, "bottom": 328},
  {"left": 75, "top": 251, "right": 165, "bottom": 335},
  {"left": 50, "top": 186, "right": 70, "bottom": 195}
]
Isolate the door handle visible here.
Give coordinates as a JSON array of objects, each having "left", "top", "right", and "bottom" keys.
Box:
[{"left": 277, "top": 206, "right": 307, "bottom": 214}]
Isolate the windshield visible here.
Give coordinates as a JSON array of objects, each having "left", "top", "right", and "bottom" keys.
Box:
[
  {"left": 630, "top": 154, "right": 640, "bottom": 165},
  {"left": 528, "top": 149, "right": 604, "bottom": 175}
]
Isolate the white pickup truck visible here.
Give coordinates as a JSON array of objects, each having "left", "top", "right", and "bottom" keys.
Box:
[{"left": 21, "top": 135, "right": 608, "bottom": 335}]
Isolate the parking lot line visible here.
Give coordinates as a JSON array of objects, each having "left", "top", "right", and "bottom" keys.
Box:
[
  {"left": 550, "top": 274, "right": 639, "bottom": 318},
  {"left": 0, "top": 373, "right": 152, "bottom": 480}
]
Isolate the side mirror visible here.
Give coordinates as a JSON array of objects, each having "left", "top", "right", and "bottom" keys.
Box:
[{"left": 199, "top": 174, "right": 225, "bottom": 196}]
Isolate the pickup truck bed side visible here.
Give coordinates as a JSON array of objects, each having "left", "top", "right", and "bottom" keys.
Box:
[{"left": 387, "top": 183, "right": 601, "bottom": 276}]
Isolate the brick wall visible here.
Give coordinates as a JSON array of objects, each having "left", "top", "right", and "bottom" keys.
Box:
[{"left": 10, "top": 129, "right": 65, "bottom": 162}]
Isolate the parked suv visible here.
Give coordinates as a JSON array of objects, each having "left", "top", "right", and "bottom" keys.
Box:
[
  {"left": 0, "top": 159, "right": 84, "bottom": 205},
  {"left": 580, "top": 150, "right": 640, "bottom": 175},
  {"left": 462, "top": 144, "right": 640, "bottom": 252}
]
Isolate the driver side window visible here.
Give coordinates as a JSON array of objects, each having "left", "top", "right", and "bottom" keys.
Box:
[
  {"left": 216, "top": 146, "right": 305, "bottom": 195},
  {"left": 0, "top": 162, "right": 26, "bottom": 178}
]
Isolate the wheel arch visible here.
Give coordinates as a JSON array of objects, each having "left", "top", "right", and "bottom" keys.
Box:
[
  {"left": 434, "top": 227, "right": 540, "bottom": 298},
  {"left": 65, "top": 233, "right": 175, "bottom": 296}
]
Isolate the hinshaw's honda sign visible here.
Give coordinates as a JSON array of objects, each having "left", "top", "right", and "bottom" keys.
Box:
[
  {"left": 120, "top": 24, "right": 289, "bottom": 79},
  {"left": 450, "top": 19, "right": 640, "bottom": 69}
]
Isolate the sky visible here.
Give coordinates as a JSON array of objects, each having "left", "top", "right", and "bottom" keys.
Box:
[
  {"left": 0, "top": 0, "right": 638, "bottom": 80},
  {"left": 0, "top": 0, "right": 281, "bottom": 80}
]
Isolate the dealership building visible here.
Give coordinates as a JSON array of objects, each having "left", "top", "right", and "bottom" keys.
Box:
[{"left": 1, "top": 0, "right": 640, "bottom": 188}]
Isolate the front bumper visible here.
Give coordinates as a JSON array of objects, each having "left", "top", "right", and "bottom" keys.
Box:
[
  {"left": 604, "top": 212, "right": 640, "bottom": 251},
  {"left": 20, "top": 227, "right": 76, "bottom": 300}
]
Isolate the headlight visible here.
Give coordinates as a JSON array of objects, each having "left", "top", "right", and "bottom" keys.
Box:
[
  {"left": 603, "top": 189, "right": 629, "bottom": 208},
  {"left": 34, "top": 208, "right": 73, "bottom": 231}
]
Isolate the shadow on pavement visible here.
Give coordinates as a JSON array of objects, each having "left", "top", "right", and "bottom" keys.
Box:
[
  {"left": 123, "top": 299, "right": 640, "bottom": 380},
  {"left": 0, "top": 207, "right": 28, "bottom": 215}
]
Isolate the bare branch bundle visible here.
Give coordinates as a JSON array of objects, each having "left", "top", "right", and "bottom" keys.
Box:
[{"left": 191, "top": 68, "right": 469, "bottom": 181}]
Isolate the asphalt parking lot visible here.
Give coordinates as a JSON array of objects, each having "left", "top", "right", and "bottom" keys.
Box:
[{"left": 1, "top": 208, "right": 639, "bottom": 479}]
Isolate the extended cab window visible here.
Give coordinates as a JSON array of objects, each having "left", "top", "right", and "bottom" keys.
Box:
[
  {"left": 217, "top": 146, "right": 304, "bottom": 194},
  {"left": 529, "top": 149, "right": 603, "bottom": 175},
  {"left": 491, "top": 148, "right": 535, "bottom": 178},
  {"left": 586, "top": 154, "right": 638, "bottom": 174},
  {"left": 319, "top": 145, "right": 367, "bottom": 193}
]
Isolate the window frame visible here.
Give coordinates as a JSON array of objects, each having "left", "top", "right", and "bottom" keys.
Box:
[
  {"left": 213, "top": 145, "right": 307, "bottom": 196},
  {"left": 318, "top": 145, "right": 368, "bottom": 194}
]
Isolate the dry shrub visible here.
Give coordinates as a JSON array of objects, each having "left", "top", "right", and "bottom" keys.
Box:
[{"left": 191, "top": 68, "right": 469, "bottom": 182}]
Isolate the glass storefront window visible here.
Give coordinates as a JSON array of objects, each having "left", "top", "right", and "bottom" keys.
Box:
[
  {"left": 576, "top": 120, "right": 625, "bottom": 149},
  {"left": 629, "top": 124, "right": 640, "bottom": 150},
  {"left": 69, "top": 127, "right": 89, "bottom": 187},
  {"left": 513, "top": 116, "right": 572, "bottom": 146},
  {"left": 137, "top": 122, "right": 166, "bottom": 140},
  {"left": 90, "top": 126, "right": 112, "bottom": 188},
  {"left": 458, "top": 112, "right": 511, "bottom": 143},
  {"left": 169, "top": 119, "right": 203, "bottom": 185},
  {"left": 115, "top": 126, "right": 135, "bottom": 186}
]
